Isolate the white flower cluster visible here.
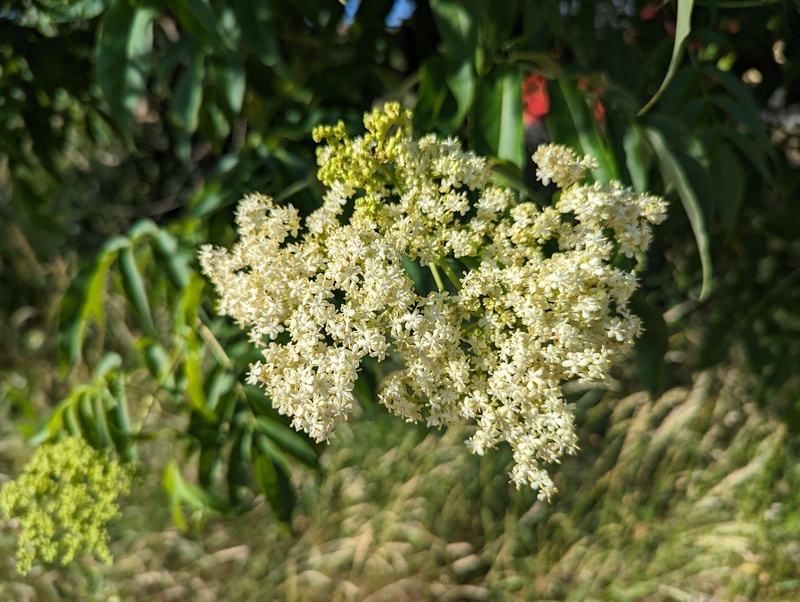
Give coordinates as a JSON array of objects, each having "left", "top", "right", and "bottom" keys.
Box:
[{"left": 199, "top": 104, "right": 667, "bottom": 500}]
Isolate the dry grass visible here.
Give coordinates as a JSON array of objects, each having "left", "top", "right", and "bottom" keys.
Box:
[{"left": 2, "top": 359, "right": 800, "bottom": 601}]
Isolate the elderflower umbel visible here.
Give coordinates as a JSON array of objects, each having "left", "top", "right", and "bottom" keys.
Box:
[
  {"left": 0, "top": 437, "right": 132, "bottom": 574},
  {"left": 199, "top": 104, "right": 666, "bottom": 501}
]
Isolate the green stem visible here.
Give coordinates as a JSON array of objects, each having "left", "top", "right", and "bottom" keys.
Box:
[
  {"left": 437, "top": 257, "right": 462, "bottom": 291},
  {"left": 429, "top": 263, "right": 445, "bottom": 292}
]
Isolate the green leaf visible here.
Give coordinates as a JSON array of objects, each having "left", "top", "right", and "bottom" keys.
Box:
[
  {"left": 43, "top": 0, "right": 107, "bottom": 22},
  {"left": 623, "top": 125, "right": 651, "bottom": 192},
  {"left": 171, "top": 52, "right": 205, "bottom": 135},
  {"left": 255, "top": 417, "right": 319, "bottom": 469},
  {"left": 163, "top": 461, "right": 220, "bottom": 531},
  {"left": 227, "top": 427, "right": 251, "bottom": 506},
  {"left": 415, "top": 57, "right": 468, "bottom": 136},
  {"left": 430, "top": 0, "right": 478, "bottom": 63},
  {"left": 94, "top": 0, "right": 157, "bottom": 142},
  {"left": 151, "top": 228, "right": 193, "bottom": 290},
  {"left": 476, "top": 0, "right": 516, "bottom": 52},
  {"left": 699, "top": 65, "right": 776, "bottom": 158},
  {"left": 253, "top": 434, "right": 295, "bottom": 524},
  {"left": 639, "top": 0, "right": 695, "bottom": 115},
  {"left": 92, "top": 351, "right": 123, "bottom": 379},
  {"left": 165, "top": 0, "right": 223, "bottom": 47},
  {"left": 119, "top": 244, "right": 156, "bottom": 334},
  {"left": 445, "top": 60, "right": 476, "bottom": 131},
  {"left": 139, "top": 339, "right": 174, "bottom": 385},
  {"left": 197, "top": 444, "right": 219, "bottom": 489},
  {"left": 179, "top": 272, "right": 206, "bottom": 328},
  {"left": 92, "top": 393, "right": 114, "bottom": 449},
  {"left": 57, "top": 236, "right": 128, "bottom": 370},
  {"left": 708, "top": 93, "right": 774, "bottom": 157},
  {"left": 205, "top": 369, "right": 236, "bottom": 416},
  {"left": 720, "top": 124, "right": 772, "bottom": 183},
  {"left": 209, "top": 56, "right": 246, "bottom": 119},
  {"left": 78, "top": 393, "right": 100, "bottom": 448},
  {"left": 231, "top": 0, "right": 280, "bottom": 66},
  {"left": 109, "top": 373, "right": 137, "bottom": 461},
  {"left": 644, "top": 125, "right": 713, "bottom": 300},
  {"left": 474, "top": 65, "right": 524, "bottom": 169},
  {"left": 183, "top": 336, "right": 216, "bottom": 422},
  {"left": 709, "top": 143, "right": 745, "bottom": 232},
  {"left": 200, "top": 101, "right": 231, "bottom": 144},
  {"left": 546, "top": 78, "right": 616, "bottom": 181}
]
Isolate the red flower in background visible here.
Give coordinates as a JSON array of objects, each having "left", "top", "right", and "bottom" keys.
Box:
[
  {"left": 640, "top": 2, "right": 662, "bottom": 21},
  {"left": 522, "top": 73, "right": 606, "bottom": 130},
  {"left": 523, "top": 73, "right": 550, "bottom": 124},
  {"left": 640, "top": 1, "right": 676, "bottom": 37}
]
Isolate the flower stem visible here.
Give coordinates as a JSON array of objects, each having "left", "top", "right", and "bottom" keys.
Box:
[
  {"left": 429, "top": 263, "right": 445, "bottom": 292},
  {"left": 437, "top": 257, "right": 462, "bottom": 291}
]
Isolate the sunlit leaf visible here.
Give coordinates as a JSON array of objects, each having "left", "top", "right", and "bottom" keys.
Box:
[
  {"left": 57, "top": 236, "right": 128, "bottom": 370},
  {"left": 623, "top": 125, "right": 651, "bottom": 192},
  {"left": 474, "top": 65, "right": 524, "bottom": 169},
  {"left": 210, "top": 56, "right": 246, "bottom": 119},
  {"left": 171, "top": 52, "right": 205, "bottom": 135},
  {"left": 163, "top": 461, "right": 221, "bottom": 531},
  {"left": 639, "top": 0, "right": 695, "bottom": 115},
  {"left": 546, "top": 78, "right": 616, "bottom": 181}
]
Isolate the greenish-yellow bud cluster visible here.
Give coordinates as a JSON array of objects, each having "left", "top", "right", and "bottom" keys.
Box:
[{"left": 0, "top": 437, "right": 132, "bottom": 574}]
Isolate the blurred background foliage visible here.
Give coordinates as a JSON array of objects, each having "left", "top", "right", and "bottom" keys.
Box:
[{"left": 2, "top": 0, "right": 800, "bottom": 597}]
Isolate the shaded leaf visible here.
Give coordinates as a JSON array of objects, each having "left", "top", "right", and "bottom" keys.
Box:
[
  {"left": 415, "top": 56, "right": 469, "bottom": 136},
  {"left": 95, "top": 0, "right": 157, "bottom": 142},
  {"left": 721, "top": 124, "right": 772, "bottom": 183},
  {"left": 231, "top": 0, "right": 280, "bottom": 66},
  {"left": 644, "top": 125, "right": 713, "bottom": 300},
  {"left": 165, "top": 0, "right": 223, "bottom": 47},
  {"left": 253, "top": 433, "right": 295, "bottom": 524},
  {"left": 709, "top": 143, "right": 745, "bottom": 232},
  {"left": 227, "top": 427, "right": 251, "bottom": 505},
  {"left": 430, "top": 0, "right": 478, "bottom": 63},
  {"left": 255, "top": 417, "right": 319, "bottom": 469}
]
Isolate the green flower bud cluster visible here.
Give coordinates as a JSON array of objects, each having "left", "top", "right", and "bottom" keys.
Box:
[{"left": 0, "top": 437, "right": 132, "bottom": 574}]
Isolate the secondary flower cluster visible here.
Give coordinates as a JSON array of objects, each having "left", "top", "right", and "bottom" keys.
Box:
[
  {"left": 0, "top": 437, "right": 131, "bottom": 574},
  {"left": 199, "top": 103, "right": 666, "bottom": 500}
]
